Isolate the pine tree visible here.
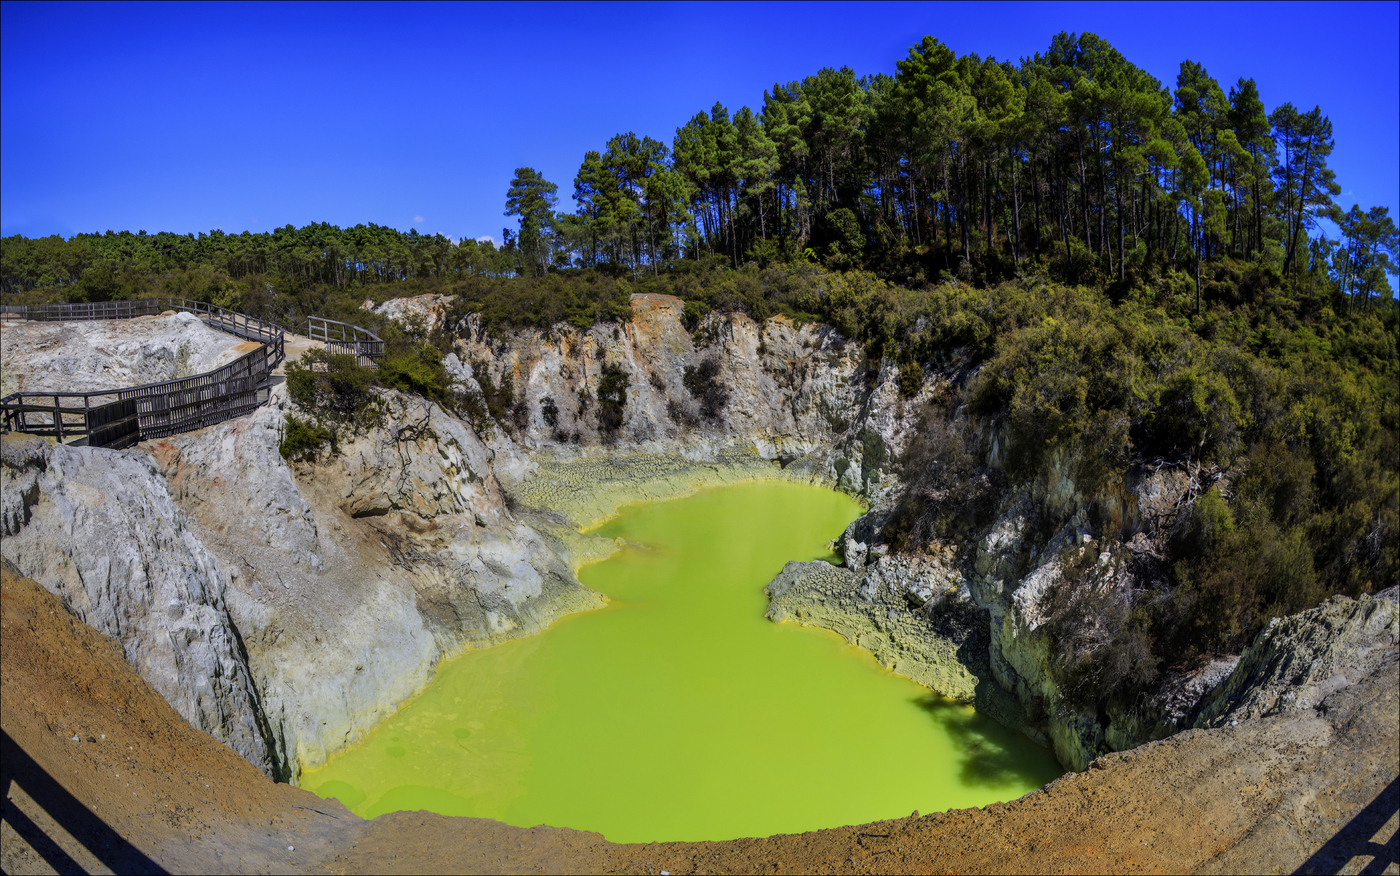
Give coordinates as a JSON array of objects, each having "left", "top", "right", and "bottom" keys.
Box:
[
  {"left": 504, "top": 168, "right": 559, "bottom": 277},
  {"left": 1270, "top": 104, "right": 1341, "bottom": 278}
]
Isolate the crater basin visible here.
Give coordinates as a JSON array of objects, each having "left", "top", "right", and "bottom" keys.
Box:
[{"left": 306, "top": 481, "right": 1062, "bottom": 842}]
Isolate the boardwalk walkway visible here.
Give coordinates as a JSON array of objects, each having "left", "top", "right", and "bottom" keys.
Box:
[{"left": 0, "top": 298, "right": 381, "bottom": 449}]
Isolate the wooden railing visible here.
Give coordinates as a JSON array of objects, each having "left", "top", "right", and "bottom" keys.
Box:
[
  {"left": 300, "top": 315, "right": 384, "bottom": 364},
  {"left": 0, "top": 299, "right": 286, "bottom": 448},
  {"left": 0, "top": 298, "right": 286, "bottom": 366}
]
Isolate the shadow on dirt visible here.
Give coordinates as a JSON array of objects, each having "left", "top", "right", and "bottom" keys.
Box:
[
  {"left": 1294, "top": 776, "right": 1399, "bottom": 876},
  {"left": 1, "top": 729, "right": 167, "bottom": 874}
]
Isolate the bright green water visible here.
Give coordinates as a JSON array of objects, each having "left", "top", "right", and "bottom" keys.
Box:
[{"left": 305, "top": 482, "right": 1061, "bottom": 842}]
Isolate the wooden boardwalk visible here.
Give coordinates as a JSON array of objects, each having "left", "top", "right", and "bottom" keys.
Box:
[{"left": 0, "top": 298, "right": 382, "bottom": 449}]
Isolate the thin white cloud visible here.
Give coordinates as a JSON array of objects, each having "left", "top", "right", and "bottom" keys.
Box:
[
  {"left": 413, "top": 215, "right": 425, "bottom": 224},
  {"left": 476, "top": 234, "right": 497, "bottom": 246}
]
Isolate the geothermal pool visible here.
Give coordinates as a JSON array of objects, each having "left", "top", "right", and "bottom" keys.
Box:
[{"left": 306, "top": 482, "right": 1062, "bottom": 842}]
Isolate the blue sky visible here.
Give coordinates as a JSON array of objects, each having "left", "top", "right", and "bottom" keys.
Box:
[{"left": 2, "top": 0, "right": 1396, "bottom": 252}]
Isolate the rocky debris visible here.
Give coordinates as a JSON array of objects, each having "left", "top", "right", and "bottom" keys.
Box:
[
  {"left": 1195, "top": 587, "right": 1399, "bottom": 728},
  {"left": 0, "top": 433, "right": 280, "bottom": 776},
  {"left": 0, "top": 312, "right": 250, "bottom": 396}
]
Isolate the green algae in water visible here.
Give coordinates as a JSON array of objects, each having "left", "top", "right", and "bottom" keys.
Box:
[{"left": 305, "top": 482, "right": 1062, "bottom": 842}]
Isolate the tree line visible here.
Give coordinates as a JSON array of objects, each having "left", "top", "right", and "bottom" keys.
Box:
[
  {"left": 0, "top": 223, "right": 519, "bottom": 297},
  {"left": 3, "top": 31, "right": 1395, "bottom": 315},
  {"left": 505, "top": 31, "right": 1394, "bottom": 308}
]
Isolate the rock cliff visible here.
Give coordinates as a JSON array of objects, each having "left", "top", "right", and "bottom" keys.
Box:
[
  {"left": 139, "top": 385, "right": 609, "bottom": 775},
  {"left": 0, "top": 433, "right": 279, "bottom": 775},
  {"left": 452, "top": 293, "right": 914, "bottom": 502},
  {"left": 4, "top": 293, "right": 1394, "bottom": 785}
]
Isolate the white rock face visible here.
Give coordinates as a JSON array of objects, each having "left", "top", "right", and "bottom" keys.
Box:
[
  {"left": 143, "top": 385, "right": 603, "bottom": 775},
  {"left": 0, "top": 313, "right": 251, "bottom": 396},
  {"left": 0, "top": 433, "right": 279, "bottom": 775},
  {"left": 369, "top": 294, "right": 456, "bottom": 335},
  {"left": 438, "top": 293, "right": 922, "bottom": 502}
]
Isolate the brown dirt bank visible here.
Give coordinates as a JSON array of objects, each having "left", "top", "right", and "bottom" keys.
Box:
[{"left": 3, "top": 564, "right": 1395, "bottom": 875}]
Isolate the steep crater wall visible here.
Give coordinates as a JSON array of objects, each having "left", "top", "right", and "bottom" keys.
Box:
[{"left": 4, "top": 295, "right": 1396, "bottom": 795}]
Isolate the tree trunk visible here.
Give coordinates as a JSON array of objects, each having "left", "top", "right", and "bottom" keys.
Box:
[
  {"left": 1193, "top": 208, "right": 1202, "bottom": 315},
  {"left": 1260, "top": 174, "right": 1271, "bottom": 257},
  {"left": 1097, "top": 124, "right": 1108, "bottom": 260},
  {"left": 984, "top": 159, "right": 993, "bottom": 260},
  {"left": 942, "top": 158, "right": 953, "bottom": 253},
  {"left": 1010, "top": 145, "right": 1022, "bottom": 263},
  {"left": 1032, "top": 146, "right": 1043, "bottom": 259},
  {"left": 1077, "top": 132, "right": 1092, "bottom": 256},
  {"left": 959, "top": 151, "right": 971, "bottom": 261},
  {"left": 1116, "top": 169, "right": 1125, "bottom": 282},
  {"left": 1057, "top": 146, "right": 1073, "bottom": 277}
]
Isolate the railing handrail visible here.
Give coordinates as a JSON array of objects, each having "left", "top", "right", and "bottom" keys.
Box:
[
  {"left": 300, "top": 314, "right": 382, "bottom": 342},
  {"left": 1, "top": 299, "right": 387, "bottom": 449},
  {"left": 298, "top": 314, "right": 385, "bottom": 366},
  {"left": 0, "top": 299, "right": 380, "bottom": 360},
  {"left": 0, "top": 298, "right": 289, "bottom": 447},
  {"left": 0, "top": 343, "right": 277, "bottom": 447},
  {"left": 2, "top": 346, "right": 268, "bottom": 406}
]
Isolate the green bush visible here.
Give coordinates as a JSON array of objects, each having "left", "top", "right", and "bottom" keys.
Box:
[
  {"left": 682, "top": 358, "right": 729, "bottom": 420},
  {"left": 469, "top": 358, "right": 520, "bottom": 428},
  {"left": 279, "top": 414, "right": 335, "bottom": 462},
  {"left": 596, "top": 362, "right": 630, "bottom": 434},
  {"left": 285, "top": 349, "right": 379, "bottom": 421},
  {"left": 897, "top": 360, "right": 923, "bottom": 397},
  {"left": 379, "top": 342, "right": 449, "bottom": 406}
]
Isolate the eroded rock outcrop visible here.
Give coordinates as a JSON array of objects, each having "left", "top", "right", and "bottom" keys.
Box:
[
  {"left": 809, "top": 442, "right": 1400, "bottom": 771},
  {"left": 452, "top": 293, "right": 918, "bottom": 502},
  {"left": 1195, "top": 587, "right": 1399, "bottom": 727},
  {"left": 367, "top": 292, "right": 457, "bottom": 335},
  {"left": 764, "top": 559, "right": 981, "bottom": 703},
  {"left": 0, "top": 433, "right": 281, "bottom": 776},
  {"left": 143, "top": 385, "right": 607, "bottom": 774}
]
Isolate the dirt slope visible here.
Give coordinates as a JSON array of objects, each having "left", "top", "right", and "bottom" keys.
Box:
[{"left": 3, "top": 564, "right": 1395, "bottom": 875}]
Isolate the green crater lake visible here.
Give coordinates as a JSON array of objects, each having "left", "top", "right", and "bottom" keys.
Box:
[{"left": 306, "top": 481, "right": 1062, "bottom": 842}]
